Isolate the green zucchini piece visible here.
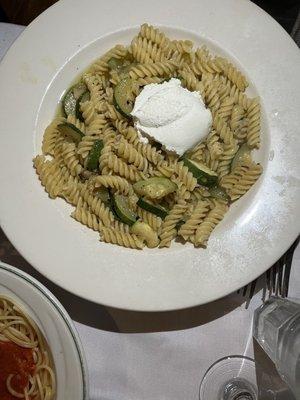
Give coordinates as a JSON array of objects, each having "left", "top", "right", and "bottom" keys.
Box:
[
  {"left": 57, "top": 122, "right": 84, "bottom": 144},
  {"left": 130, "top": 221, "right": 159, "bottom": 248},
  {"left": 137, "top": 198, "right": 169, "bottom": 219},
  {"left": 112, "top": 194, "right": 137, "bottom": 226},
  {"left": 62, "top": 82, "right": 87, "bottom": 116},
  {"left": 73, "top": 82, "right": 87, "bottom": 100},
  {"left": 76, "top": 91, "right": 90, "bottom": 121},
  {"left": 209, "top": 186, "right": 229, "bottom": 201},
  {"left": 133, "top": 177, "right": 177, "bottom": 200},
  {"left": 231, "top": 144, "right": 252, "bottom": 171},
  {"left": 113, "top": 77, "right": 135, "bottom": 117},
  {"left": 182, "top": 158, "right": 218, "bottom": 187},
  {"left": 107, "top": 57, "right": 124, "bottom": 70},
  {"left": 62, "top": 90, "right": 76, "bottom": 117},
  {"left": 85, "top": 140, "right": 104, "bottom": 171},
  {"left": 95, "top": 186, "right": 110, "bottom": 203}
]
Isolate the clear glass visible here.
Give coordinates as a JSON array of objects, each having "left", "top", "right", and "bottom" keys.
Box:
[
  {"left": 199, "top": 356, "right": 258, "bottom": 400},
  {"left": 253, "top": 297, "right": 300, "bottom": 398}
]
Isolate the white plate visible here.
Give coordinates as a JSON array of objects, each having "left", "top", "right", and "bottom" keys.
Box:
[
  {"left": 0, "top": 0, "right": 299, "bottom": 311},
  {"left": 0, "top": 261, "right": 88, "bottom": 399}
]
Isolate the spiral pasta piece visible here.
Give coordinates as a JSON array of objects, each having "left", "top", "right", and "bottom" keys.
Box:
[
  {"left": 203, "top": 82, "right": 220, "bottom": 113},
  {"left": 159, "top": 200, "right": 188, "bottom": 248},
  {"left": 138, "top": 23, "right": 170, "bottom": 49},
  {"left": 191, "top": 51, "right": 223, "bottom": 75},
  {"left": 228, "top": 85, "right": 251, "bottom": 110},
  {"left": 107, "top": 154, "right": 145, "bottom": 182},
  {"left": 79, "top": 184, "right": 114, "bottom": 226},
  {"left": 136, "top": 207, "right": 163, "bottom": 232},
  {"left": 178, "top": 200, "right": 210, "bottom": 240},
  {"left": 194, "top": 202, "right": 228, "bottom": 246},
  {"left": 217, "top": 96, "right": 235, "bottom": 122},
  {"left": 220, "top": 160, "right": 262, "bottom": 201},
  {"left": 60, "top": 142, "right": 83, "bottom": 177},
  {"left": 61, "top": 175, "right": 82, "bottom": 206},
  {"left": 115, "top": 138, "right": 149, "bottom": 171},
  {"left": 189, "top": 142, "right": 206, "bottom": 162},
  {"left": 148, "top": 161, "right": 174, "bottom": 178},
  {"left": 80, "top": 101, "right": 97, "bottom": 126},
  {"left": 42, "top": 118, "right": 66, "bottom": 156},
  {"left": 246, "top": 98, "right": 260, "bottom": 149},
  {"left": 66, "top": 115, "right": 86, "bottom": 133},
  {"left": 89, "top": 175, "right": 132, "bottom": 195},
  {"left": 174, "top": 161, "right": 197, "bottom": 192},
  {"left": 179, "top": 69, "right": 204, "bottom": 94},
  {"left": 222, "top": 61, "right": 248, "bottom": 92},
  {"left": 131, "top": 36, "right": 165, "bottom": 63},
  {"left": 71, "top": 198, "right": 102, "bottom": 232},
  {"left": 82, "top": 73, "right": 105, "bottom": 106},
  {"left": 207, "top": 129, "right": 223, "bottom": 161},
  {"left": 129, "top": 61, "right": 177, "bottom": 79},
  {"left": 202, "top": 148, "right": 219, "bottom": 172},
  {"left": 216, "top": 141, "right": 239, "bottom": 179},
  {"left": 132, "top": 141, "right": 164, "bottom": 165},
  {"left": 100, "top": 227, "right": 144, "bottom": 249},
  {"left": 77, "top": 134, "right": 101, "bottom": 160},
  {"left": 136, "top": 76, "right": 164, "bottom": 86},
  {"left": 33, "top": 156, "right": 67, "bottom": 199},
  {"left": 213, "top": 115, "right": 235, "bottom": 145},
  {"left": 230, "top": 104, "right": 244, "bottom": 132}
]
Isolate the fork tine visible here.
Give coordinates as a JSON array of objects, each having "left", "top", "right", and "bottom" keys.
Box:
[
  {"left": 277, "top": 260, "right": 283, "bottom": 296},
  {"left": 266, "top": 268, "right": 271, "bottom": 298},
  {"left": 249, "top": 278, "right": 257, "bottom": 300},
  {"left": 282, "top": 257, "right": 292, "bottom": 298},
  {"left": 282, "top": 237, "right": 299, "bottom": 297},
  {"left": 271, "top": 264, "right": 277, "bottom": 294},
  {"left": 242, "top": 284, "right": 248, "bottom": 297}
]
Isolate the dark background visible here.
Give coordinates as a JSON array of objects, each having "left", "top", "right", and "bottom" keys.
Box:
[{"left": 0, "top": 0, "right": 299, "bottom": 34}]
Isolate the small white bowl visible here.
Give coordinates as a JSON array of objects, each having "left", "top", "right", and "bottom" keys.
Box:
[{"left": 0, "top": 261, "right": 88, "bottom": 400}]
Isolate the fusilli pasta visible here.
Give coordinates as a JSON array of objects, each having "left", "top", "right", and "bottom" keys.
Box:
[{"left": 34, "top": 24, "right": 262, "bottom": 249}]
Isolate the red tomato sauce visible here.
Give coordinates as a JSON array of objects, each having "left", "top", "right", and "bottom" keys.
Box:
[{"left": 0, "top": 341, "right": 35, "bottom": 400}]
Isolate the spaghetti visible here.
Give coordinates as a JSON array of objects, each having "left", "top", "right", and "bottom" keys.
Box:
[{"left": 0, "top": 295, "right": 56, "bottom": 400}]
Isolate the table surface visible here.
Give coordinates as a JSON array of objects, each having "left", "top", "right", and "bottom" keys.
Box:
[{"left": 0, "top": 22, "right": 299, "bottom": 400}]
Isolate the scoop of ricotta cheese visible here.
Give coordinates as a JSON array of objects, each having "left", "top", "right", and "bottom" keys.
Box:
[{"left": 131, "top": 78, "right": 212, "bottom": 155}]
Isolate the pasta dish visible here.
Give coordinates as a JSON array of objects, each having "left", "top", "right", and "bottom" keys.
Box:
[
  {"left": 33, "top": 24, "right": 262, "bottom": 249},
  {"left": 0, "top": 295, "right": 56, "bottom": 400}
]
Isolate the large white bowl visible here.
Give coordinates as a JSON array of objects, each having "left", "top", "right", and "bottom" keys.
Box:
[
  {"left": 0, "top": 0, "right": 299, "bottom": 311},
  {"left": 0, "top": 261, "right": 88, "bottom": 399}
]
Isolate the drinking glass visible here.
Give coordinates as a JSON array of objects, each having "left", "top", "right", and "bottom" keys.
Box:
[{"left": 253, "top": 297, "right": 300, "bottom": 399}]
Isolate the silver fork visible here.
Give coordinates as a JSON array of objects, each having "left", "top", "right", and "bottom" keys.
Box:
[{"left": 238, "top": 236, "right": 299, "bottom": 306}]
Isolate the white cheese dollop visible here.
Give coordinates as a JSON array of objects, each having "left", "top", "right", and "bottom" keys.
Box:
[{"left": 131, "top": 78, "right": 212, "bottom": 155}]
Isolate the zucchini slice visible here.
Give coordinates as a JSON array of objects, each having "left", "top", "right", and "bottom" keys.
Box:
[
  {"left": 137, "top": 198, "right": 169, "bottom": 219},
  {"left": 57, "top": 122, "right": 84, "bottom": 144},
  {"left": 112, "top": 194, "right": 137, "bottom": 226},
  {"left": 107, "top": 57, "right": 124, "bottom": 70},
  {"left": 113, "top": 77, "right": 135, "bottom": 117},
  {"left": 130, "top": 221, "right": 159, "bottom": 248},
  {"left": 133, "top": 177, "right": 177, "bottom": 200},
  {"left": 209, "top": 186, "right": 229, "bottom": 201},
  {"left": 76, "top": 91, "right": 90, "bottom": 121},
  {"left": 95, "top": 187, "right": 110, "bottom": 203},
  {"left": 182, "top": 158, "right": 218, "bottom": 187},
  {"left": 62, "top": 82, "right": 87, "bottom": 117},
  {"left": 231, "top": 144, "right": 252, "bottom": 171},
  {"left": 85, "top": 140, "right": 104, "bottom": 171}
]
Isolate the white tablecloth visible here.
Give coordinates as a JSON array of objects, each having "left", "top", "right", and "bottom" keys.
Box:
[{"left": 0, "top": 22, "right": 299, "bottom": 400}]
